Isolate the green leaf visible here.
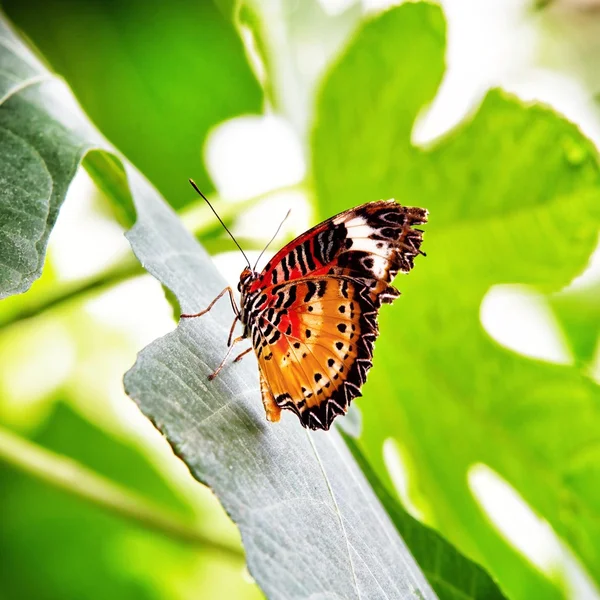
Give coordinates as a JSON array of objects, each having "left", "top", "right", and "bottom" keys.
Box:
[
  {"left": 344, "top": 435, "right": 508, "bottom": 600},
  {"left": 313, "top": 3, "right": 600, "bottom": 600},
  {"left": 0, "top": 15, "right": 437, "bottom": 598},
  {"left": 0, "top": 20, "right": 102, "bottom": 298},
  {"left": 122, "top": 192, "right": 437, "bottom": 597},
  {"left": 3, "top": 0, "right": 263, "bottom": 211},
  {"left": 550, "top": 280, "right": 600, "bottom": 365}
]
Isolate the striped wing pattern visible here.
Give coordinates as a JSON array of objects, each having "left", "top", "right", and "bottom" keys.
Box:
[{"left": 241, "top": 200, "right": 427, "bottom": 430}]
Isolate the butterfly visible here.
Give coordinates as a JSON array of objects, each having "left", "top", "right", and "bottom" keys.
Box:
[{"left": 182, "top": 180, "right": 427, "bottom": 431}]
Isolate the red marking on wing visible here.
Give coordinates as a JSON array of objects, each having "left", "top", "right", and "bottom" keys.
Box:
[{"left": 249, "top": 200, "right": 427, "bottom": 296}]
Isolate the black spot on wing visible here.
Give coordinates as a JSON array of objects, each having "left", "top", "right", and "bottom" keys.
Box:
[
  {"left": 288, "top": 249, "right": 296, "bottom": 271},
  {"left": 275, "top": 392, "right": 292, "bottom": 407},
  {"left": 296, "top": 241, "right": 308, "bottom": 275},
  {"left": 313, "top": 223, "right": 346, "bottom": 265},
  {"left": 282, "top": 284, "right": 297, "bottom": 309},
  {"left": 316, "top": 280, "right": 327, "bottom": 298},
  {"left": 281, "top": 255, "right": 290, "bottom": 280}
]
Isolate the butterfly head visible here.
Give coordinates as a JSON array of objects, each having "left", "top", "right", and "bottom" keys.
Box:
[{"left": 238, "top": 267, "right": 259, "bottom": 293}]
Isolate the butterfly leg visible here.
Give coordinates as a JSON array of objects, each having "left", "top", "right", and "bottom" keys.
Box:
[
  {"left": 180, "top": 286, "right": 239, "bottom": 319},
  {"left": 233, "top": 347, "right": 253, "bottom": 363},
  {"left": 207, "top": 335, "right": 246, "bottom": 381},
  {"left": 227, "top": 315, "right": 240, "bottom": 347}
]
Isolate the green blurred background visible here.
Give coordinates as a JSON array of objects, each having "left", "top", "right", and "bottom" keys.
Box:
[{"left": 2, "top": 0, "right": 600, "bottom": 599}]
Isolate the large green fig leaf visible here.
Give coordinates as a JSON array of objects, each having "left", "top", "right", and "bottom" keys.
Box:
[{"left": 312, "top": 4, "right": 600, "bottom": 600}]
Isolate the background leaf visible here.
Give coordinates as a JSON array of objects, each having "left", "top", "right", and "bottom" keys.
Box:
[
  {"left": 3, "top": 0, "right": 263, "bottom": 211},
  {"left": 239, "top": 0, "right": 361, "bottom": 138},
  {"left": 312, "top": 4, "right": 600, "bottom": 600},
  {"left": 344, "top": 434, "right": 508, "bottom": 600},
  {"left": 550, "top": 280, "right": 600, "bottom": 366}
]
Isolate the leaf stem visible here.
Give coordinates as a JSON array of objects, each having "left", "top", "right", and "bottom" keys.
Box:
[
  {"left": 0, "top": 254, "right": 145, "bottom": 327},
  {"left": 2, "top": 187, "right": 294, "bottom": 327},
  {"left": 0, "top": 425, "right": 245, "bottom": 561}
]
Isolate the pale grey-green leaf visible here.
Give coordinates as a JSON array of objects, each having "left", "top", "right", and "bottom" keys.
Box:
[{"left": 124, "top": 163, "right": 438, "bottom": 599}]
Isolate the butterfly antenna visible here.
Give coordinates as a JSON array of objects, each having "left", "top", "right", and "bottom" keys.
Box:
[
  {"left": 189, "top": 179, "right": 251, "bottom": 269},
  {"left": 254, "top": 209, "right": 291, "bottom": 270}
]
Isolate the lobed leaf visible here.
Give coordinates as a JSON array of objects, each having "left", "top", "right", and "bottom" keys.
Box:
[{"left": 313, "top": 4, "right": 600, "bottom": 600}]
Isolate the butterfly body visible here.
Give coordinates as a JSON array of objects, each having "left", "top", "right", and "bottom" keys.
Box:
[{"left": 231, "top": 200, "right": 427, "bottom": 431}]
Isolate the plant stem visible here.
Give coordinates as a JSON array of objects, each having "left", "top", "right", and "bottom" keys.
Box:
[
  {"left": 1, "top": 189, "right": 280, "bottom": 327},
  {"left": 0, "top": 425, "right": 244, "bottom": 560},
  {"left": 0, "top": 254, "right": 145, "bottom": 327}
]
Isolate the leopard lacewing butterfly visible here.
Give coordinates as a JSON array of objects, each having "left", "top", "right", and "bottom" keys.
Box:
[{"left": 181, "top": 180, "right": 427, "bottom": 431}]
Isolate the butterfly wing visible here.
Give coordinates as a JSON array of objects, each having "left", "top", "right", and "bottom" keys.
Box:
[
  {"left": 247, "top": 200, "right": 427, "bottom": 430},
  {"left": 248, "top": 200, "right": 427, "bottom": 301},
  {"left": 254, "top": 277, "right": 381, "bottom": 429}
]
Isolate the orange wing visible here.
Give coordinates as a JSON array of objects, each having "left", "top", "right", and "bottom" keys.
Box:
[
  {"left": 256, "top": 278, "right": 379, "bottom": 430},
  {"left": 248, "top": 200, "right": 427, "bottom": 430}
]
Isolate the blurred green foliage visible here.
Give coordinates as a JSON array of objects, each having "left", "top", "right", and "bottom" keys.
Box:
[
  {"left": 0, "top": 403, "right": 259, "bottom": 600},
  {"left": 0, "top": 295, "right": 263, "bottom": 599},
  {"left": 238, "top": 0, "right": 361, "bottom": 137},
  {"left": 551, "top": 279, "right": 600, "bottom": 366}
]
